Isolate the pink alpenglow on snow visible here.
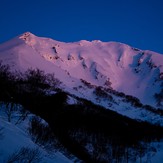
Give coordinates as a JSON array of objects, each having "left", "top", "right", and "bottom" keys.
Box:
[{"left": 0, "top": 32, "right": 162, "bottom": 124}]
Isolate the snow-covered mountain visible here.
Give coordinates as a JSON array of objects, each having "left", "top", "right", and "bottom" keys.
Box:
[
  {"left": 0, "top": 32, "right": 163, "bottom": 162},
  {"left": 0, "top": 32, "right": 162, "bottom": 122}
]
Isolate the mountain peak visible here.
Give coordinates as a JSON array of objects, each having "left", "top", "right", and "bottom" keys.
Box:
[
  {"left": 19, "top": 32, "right": 37, "bottom": 46},
  {"left": 19, "top": 32, "right": 36, "bottom": 40}
]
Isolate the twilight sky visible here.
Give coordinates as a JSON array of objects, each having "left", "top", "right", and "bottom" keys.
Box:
[{"left": 0, "top": 0, "right": 163, "bottom": 54}]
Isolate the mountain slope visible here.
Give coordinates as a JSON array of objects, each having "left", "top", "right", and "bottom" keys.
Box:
[
  {"left": 0, "top": 37, "right": 163, "bottom": 163},
  {"left": 0, "top": 106, "right": 75, "bottom": 163},
  {"left": 0, "top": 32, "right": 162, "bottom": 108}
]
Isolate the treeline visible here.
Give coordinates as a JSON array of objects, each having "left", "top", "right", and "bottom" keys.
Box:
[{"left": 0, "top": 62, "right": 163, "bottom": 162}]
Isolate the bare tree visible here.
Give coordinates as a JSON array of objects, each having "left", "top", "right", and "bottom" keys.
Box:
[
  {"left": 3, "top": 102, "right": 17, "bottom": 122},
  {"left": 6, "top": 147, "right": 42, "bottom": 163},
  {"left": 0, "top": 127, "right": 4, "bottom": 140},
  {"left": 28, "top": 116, "right": 57, "bottom": 152},
  {"left": 15, "top": 107, "right": 29, "bottom": 125},
  {"left": 1, "top": 101, "right": 28, "bottom": 124}
]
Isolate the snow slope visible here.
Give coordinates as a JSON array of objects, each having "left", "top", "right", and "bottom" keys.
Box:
[
  {"left": 0, "top": 32, "right": 162, "bottom": 107},
  {"left": 0, "top": 32, "right": 162, "bottom": 117},
  {"left": 0, "top": 106, "right": 75, "bottom": 163}
]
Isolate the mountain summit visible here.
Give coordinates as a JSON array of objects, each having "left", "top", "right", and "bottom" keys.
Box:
[{"left": 0, "top": 32, "right": 162, "bottom": 109}]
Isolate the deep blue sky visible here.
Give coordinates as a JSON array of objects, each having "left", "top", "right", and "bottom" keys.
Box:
[{"left": 0, "top": 0, "right": 163, "bottom": 54}]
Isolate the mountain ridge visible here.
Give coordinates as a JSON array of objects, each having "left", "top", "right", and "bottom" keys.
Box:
[{"left": 0, "top": 32, "right": 162, "bottom": 109}]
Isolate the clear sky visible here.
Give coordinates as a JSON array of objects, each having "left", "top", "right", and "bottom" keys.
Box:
[{"left": 0, "top": 0, "right": 163, "bottom": 54}]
